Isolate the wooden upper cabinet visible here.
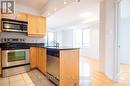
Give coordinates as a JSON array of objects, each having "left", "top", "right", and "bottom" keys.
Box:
[
  {"left": 28, "top": 15, "right": 38, "bottom": 35},
  {"left": 28, "top": 15, "right": 46, "bottom": 36},
  {"left": 1, "top": 14, "right": 16, "bottom": 19},
  {"left": 1, "top": 11, "right": 27, "bottom": 21},
  {"left": 15, "top": 12, "right": 27, "bottom": 21},
  {"left": 37, "top": 17, "right": 46, "bottom": 35}
]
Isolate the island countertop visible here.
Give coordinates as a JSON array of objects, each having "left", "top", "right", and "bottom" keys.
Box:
[
  {"left": 28, "top": 43, "right": 80, "bottom": 50},
  {"left": 0, "top": 43, "right": 80, "bottom": 50},
  {"left": 46, "top": 46, "right": 80, "bottom": 50}
]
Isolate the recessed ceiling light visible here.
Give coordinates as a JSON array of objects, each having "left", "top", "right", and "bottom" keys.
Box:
[
  {"left": 64, "top": 1, "right": 67, "bottom": 4},
  {"left": 48, "top": 13, "right": 50, "bottom": 16},
  {"left": 54, "top": 8, "right": 57, "bottom": 11}
]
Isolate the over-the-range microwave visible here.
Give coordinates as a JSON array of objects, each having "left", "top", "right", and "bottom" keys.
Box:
[{"left": 2, "top": 18, "right": 28, "bottom": 33}]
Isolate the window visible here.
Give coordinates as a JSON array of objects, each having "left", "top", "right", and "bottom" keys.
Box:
[
  {"left": 74, "top": 29, "right": 90, "bottom": 48},
  {"left": 46, "top": 32, "right": 54, "bottom": 46},
  {"left": 83, "top": 29, "right": 90, "bottom": 47},
  {"left": 74, "top": 29, "right": 82, "bottom": 47}
]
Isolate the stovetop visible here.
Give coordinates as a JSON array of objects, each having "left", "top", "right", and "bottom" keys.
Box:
[
  {"left": 1, "top": 43, "right": 30, "bottom": 50},
  {"left": 0, "top": 38, "right": 45, "bottom": 50}
]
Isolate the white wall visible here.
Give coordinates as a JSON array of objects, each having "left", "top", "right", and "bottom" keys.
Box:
[
  {"left": 0, "top": 32, "right": 45, "bottom": 43},
  {"left": 99, "top": 0, "right": 117, "bottom": 81},
  {"left": 62, "top": 30, "right": 74, "bottom": 47},
  {"left": 119, "top": 18, "right": 130, "bottom": 64},
  {"left": 118, "top": 0, "right": 130, "bottom": 64},
  {"left": 80, "top": 23, "right": 99, "bottom": 59}
]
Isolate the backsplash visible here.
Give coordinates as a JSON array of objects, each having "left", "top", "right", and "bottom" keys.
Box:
[{"left": 0, "top": 32, "right": 45, "bottom": 43}]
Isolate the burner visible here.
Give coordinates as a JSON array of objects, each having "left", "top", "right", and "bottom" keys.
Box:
[{"left": 1, "top": 38, "right": 29, "bottom": 50}]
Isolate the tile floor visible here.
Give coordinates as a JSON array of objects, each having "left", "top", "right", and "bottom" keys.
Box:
[{"left": 0, "top": 70, "right": 55, "bottom": 86}]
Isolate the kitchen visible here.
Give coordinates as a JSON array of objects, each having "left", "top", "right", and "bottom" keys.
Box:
[
  {"left": 1, "top": 0, "right": 126, "bottom": 86},
  {"left": 0, "top": 0, "right": 80, "bottom": 86}
]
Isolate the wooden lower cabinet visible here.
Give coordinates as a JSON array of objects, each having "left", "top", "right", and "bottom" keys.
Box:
[
  {"left": 30, "top": 47, "right": 38, "bottom": 69},
  {"left": 37, "top": 48, "right": 46, "bottom": 74},
  {"left": 30, "top": 47, "right": 79, "bottom": 86},
  {"left": 60, "top": 49, "right": 79, "bottom": 86},
  {"left": 30, "top": 47, "right": 46, "bottom": 74}
]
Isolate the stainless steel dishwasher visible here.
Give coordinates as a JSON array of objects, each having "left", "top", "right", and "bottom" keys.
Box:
[{"left": 46, "top": 48, "right": 59, "bottom": 85}]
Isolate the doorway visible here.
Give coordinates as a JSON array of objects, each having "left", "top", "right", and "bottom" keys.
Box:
[{"left": 117, "top": 0, "right": 130, "bottom": 85}]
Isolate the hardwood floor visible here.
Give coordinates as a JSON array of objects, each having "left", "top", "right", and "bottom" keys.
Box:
[
  {"left": 80, "top": 57, "right": 130, "bottom": 86},
  {"left": 0, "top": 57, "right": 129, "bottom": 86},
  {"left": 119, "top": 64, "right": 130, "bottom": 86}
]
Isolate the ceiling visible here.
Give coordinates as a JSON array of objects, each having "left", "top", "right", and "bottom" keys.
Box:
[
  {"left": 14, "top": 0, "right": 101, "bottom": 31},
  {"left": 15, "top": 0, "right": 74, "bottom": 16},
  {"left": 47, "top": 0, "right": 100, "bottom": 31},
  {"left": 15, "top": 0, "right": 48, "bottom": 11}
]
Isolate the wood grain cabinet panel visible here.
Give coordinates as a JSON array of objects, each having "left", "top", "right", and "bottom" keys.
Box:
[
  {"left": 37, "top": 48, "right": 46, "bottom": 74},
  {"left": 1, "top": 11, "right": 27, "bottom": 21},
  {"left": 16, "top": 12, "right": 27, "bottom": 21},
  {"left": 28, "top": 15, "right": 37, "bottom": 35},
  {"left": 0, "top": 13, "right": 1, "bottom": 32},
  {"left": 1, "top": 14, "right": 16, "bottom": 19},
  {"left": 37, "top": 17, "right": 46, "bottom": 35},
  {"left": 28, "top": 15, "right": 46, "bottom": 36},
  {"left": 30, "top": 47, "right": 38, "bottom": 69},
  {"left": 60, "top": 49, "right": 79, "bottom": 86},
  {"left": 30, "top": 47, "right": 46, "bottom": 74}
]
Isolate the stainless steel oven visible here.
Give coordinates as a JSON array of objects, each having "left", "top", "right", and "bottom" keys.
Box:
[
  {"left": 2, "top": 49, "right": 29, "bottom": 67},
  {"left": 2, "top": 18, "right": 28, "bottom": 33},
  {"left": 1, "top": 38, "right": 30, "bottom": 77}
]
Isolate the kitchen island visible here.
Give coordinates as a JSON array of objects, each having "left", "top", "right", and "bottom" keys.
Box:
[
  {"left": 46, "top": 46, "right": 80, "bottom": 86},
  {"left": 29, "top": 45, "right": 80, "bottom": 86}
]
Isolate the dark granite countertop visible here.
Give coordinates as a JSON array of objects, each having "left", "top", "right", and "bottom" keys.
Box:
[
  {"left": 46, "top": 46, "right": 80, "bottom": 50},
  {"left": 0, "top": 43, "right": 79, "bottom": 50}
]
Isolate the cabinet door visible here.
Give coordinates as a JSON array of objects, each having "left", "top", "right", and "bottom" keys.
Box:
[
  {"left": 60, "top": 50, "right": 79, "bottom": 86},
  {"left": 28, "top": 15, "right": 46, "bottom": 36},
  {"left": 30, "top": 47, "right": 38, "bottom": 69},
  {"left": 28, "top": 15, "right": 38, "bottom": 36},
  {"left": 0, "top": 48, "right": 1, "bottom": 75},
  {"left": 38, "top": 48, "right": 46, "bottom": 74},
  {"left": 16, "top": 12, "right": 27, "bottom": 21},
  {"left": 37, "top": 17, "right": 46, "bottom": 35},
  {"left": 2, "top": 14, "right": 16, "bottom": 19}
]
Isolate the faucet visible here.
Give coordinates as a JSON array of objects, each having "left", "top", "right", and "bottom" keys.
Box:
[{"left": 49, "top": 40, "right": 59, "bottom": 47}]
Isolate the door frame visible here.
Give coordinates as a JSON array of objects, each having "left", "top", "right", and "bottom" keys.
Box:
[{"left": 114, "top": 0, "right": 122, "bottom": 82}]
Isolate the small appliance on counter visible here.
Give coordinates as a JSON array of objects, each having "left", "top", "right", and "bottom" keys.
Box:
[{"left": 1, "top": 38, "right": 30, "bottom": 77}]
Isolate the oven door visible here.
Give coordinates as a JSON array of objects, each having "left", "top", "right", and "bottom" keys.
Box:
[{"left": 2, "top": 49, "right": 29, "bottom": 67}]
